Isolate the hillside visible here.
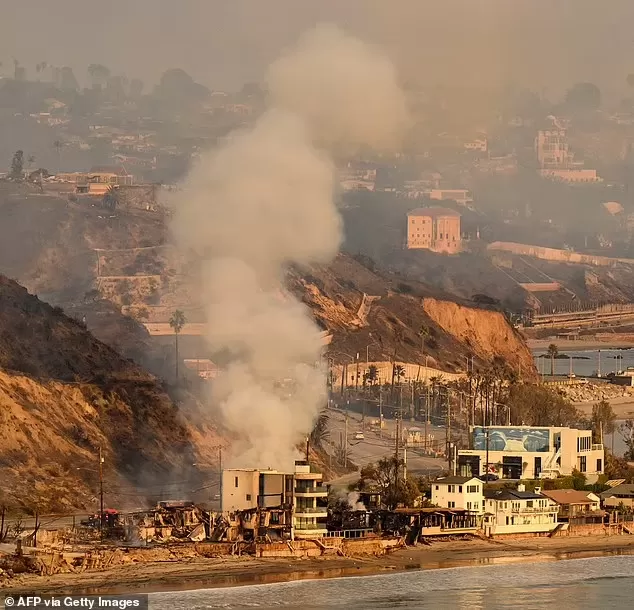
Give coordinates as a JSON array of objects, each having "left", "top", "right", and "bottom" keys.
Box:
[
  {"left": 0, "top": 184, "right": 535, "bottom": 377},
  {"left": 0, "top": 275, "right": 220, "bottom": 513},
  {"left": 288, "top": 254, "right": 535, "bottom": 377}
]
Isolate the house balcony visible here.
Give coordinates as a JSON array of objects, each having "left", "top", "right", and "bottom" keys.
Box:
[
  {"left": 294, "top": 507, "right": 328, "bottom": 517},
  {"left": 510, "top": 507, "right": 559, "bottom": 514},
  {"left": 295, "top": 489, "right": 328, "bottom": 498}
]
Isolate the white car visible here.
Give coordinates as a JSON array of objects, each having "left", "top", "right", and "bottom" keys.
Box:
[{"left": 354, "top": 431, "right": 365, "bottom": 440}]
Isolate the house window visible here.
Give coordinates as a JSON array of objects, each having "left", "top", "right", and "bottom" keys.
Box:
[
  {"left": 467, "top": 485, "right": 479, "bottom": 493},
  {"left": 458, "top": 486, "right": 463, "bottom": 493},
  {"left": 467, "top": 502, "right": 472, "bottom": 510},
  {"left": 597, "top": 458, "right": 603, "bottom": 472},
  {"left": 448, "top": 501, "right": 456, "bottom": 508},
  {"left": 474, "top": 502, "right": 479, "bottom": 510},
  {"left": 435, "top": 485, "right": 439, "bottom": 490},
  {"left": 246, "top": 494, "right": 252, "bottom": 501},
  {"left": 527, "top": 501, "right": 533, "bottom": 508},
  {"left": 234, "top": 477, "right": 239, "bottom": 488},
  {"left": 448, "top": 485, "right": 455, "bottom": 493},
  {"left": 579, "top": 455, "right": 587, "bottom": 473}
]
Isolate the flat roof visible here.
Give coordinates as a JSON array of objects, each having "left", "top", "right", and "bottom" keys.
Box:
[{"left": 407, "top": 206, "right": 461, "bottom": 218}]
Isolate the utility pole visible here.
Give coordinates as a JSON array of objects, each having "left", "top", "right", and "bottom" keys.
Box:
[
  {"left": 598, "top": 350, "right": 602, "bottom": 378},
  {"left": 355, "top": 353, "right": 360, "bottom": 391},
  {"left": 98, "top": 446, "right": 104, "bottom": 542},
  {"left": 395, "top": 407, "right": 401, "bottom": 499},
  {"left": 219, "top": 446, "right": 223, "bottom": 511},
  {"left": 344, "top": 413, "right": 348, "bottom": 468},
  {"left": 379, "top": 390, "right": 383, "bottom": 439},
  {"left": 446, "top": 393, "right": 451, "bottom": 470},
  {"left": 403, "top": 447, "right": 407, "bottom": 481}
]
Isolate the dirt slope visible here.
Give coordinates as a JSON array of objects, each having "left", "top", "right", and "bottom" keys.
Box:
[
  {"left": 0, "top": 186, "right": 534, "bottom": 377},
  {"left": 288, "top": 254, "right": 535, "bottom": 376},
  {"left": 0, "top": 276, "right": 219, "bottom": 513}
]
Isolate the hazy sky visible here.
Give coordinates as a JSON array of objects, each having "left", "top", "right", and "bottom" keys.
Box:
[{"left": 2, "top": 1, "right": 634, "bottom": 97}]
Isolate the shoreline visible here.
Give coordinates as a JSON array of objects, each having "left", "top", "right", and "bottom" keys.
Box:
[
  {"left": 3, "top": 536, "right": 634, "bottom": 596},
  {"left": 527, "top": 339, "right": 634, "bottom": 351}
]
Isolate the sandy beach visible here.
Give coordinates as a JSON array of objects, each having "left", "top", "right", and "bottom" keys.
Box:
[{"left": 3, "top": 536, "right": 634, "bottom": 596}]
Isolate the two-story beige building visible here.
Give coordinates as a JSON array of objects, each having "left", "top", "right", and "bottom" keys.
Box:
[{"left": 406, "top": 207, "right": 461, "bottom": 254}]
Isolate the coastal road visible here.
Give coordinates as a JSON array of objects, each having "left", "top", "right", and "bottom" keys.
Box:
[{"left": 326, "top": 407, "right": 448, "bottom": 476}]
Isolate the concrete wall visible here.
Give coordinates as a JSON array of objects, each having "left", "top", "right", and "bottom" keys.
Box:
[
  {"left": 519, "top": 282, "right": 561, "bottom": 292},
  {"left": 222, "top": 471, "right": 259, "bottom": 512},
  {"left": 330, "top": 361, "right": 464, "bottom": 387},
  {"left": 488, "top": 241, "right": 634, "bottom": 267}
]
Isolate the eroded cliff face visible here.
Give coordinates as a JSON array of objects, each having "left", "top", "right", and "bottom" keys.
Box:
[
  {"left": 422, "top": 297, "right": 536, "bottom": 378},
  {"left": 0, "top": 275, "right": 221, "bottom": 512}
]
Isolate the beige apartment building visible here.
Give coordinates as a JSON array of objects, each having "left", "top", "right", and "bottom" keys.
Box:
[{"left": 406, "top": 207, "right": 461, "bottom": 254}]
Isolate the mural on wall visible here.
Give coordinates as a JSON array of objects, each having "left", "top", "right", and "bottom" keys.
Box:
[{"left": 473, "top": 427, "right": 550, "bottom": 452}]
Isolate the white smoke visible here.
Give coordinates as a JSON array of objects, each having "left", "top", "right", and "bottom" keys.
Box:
[
  {"left": 346, "top": 491, "right": 367, "bottom": 512},
  {"left": 267, "top": 24, "right": 409, "bottom": 151},
  {"left": 171, "top": 24, "right": 407, "bottom": 470}
]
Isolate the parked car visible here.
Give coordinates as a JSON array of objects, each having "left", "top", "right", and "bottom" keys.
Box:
[
  {"left": 479, "top": 473, "right": 499, "bottom": 482},
  {"left": 354, "top": 431, "right": 365, "bottom": 440}
]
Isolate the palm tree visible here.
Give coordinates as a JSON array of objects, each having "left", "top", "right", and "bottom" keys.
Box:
[
  {"left": 395, "top": 365, "right": 406, "bottom": 385},
  {"left": 547, "top": 343, "right": 559, "bottom": 377},
  {"left": 366, "top": 364, "right": 378, "bottom": 386},
  {"left": 103, "top": 185, "right": 120, "bottom": 211},
  {"left": 53, "top": 140, "right": 63, "bottom": 172},
  {"left": 169, "top": 310, "right": 186, "bottom": 381},
  {"left": 419, "top": 324, "right": 430, "bottom": 358}
]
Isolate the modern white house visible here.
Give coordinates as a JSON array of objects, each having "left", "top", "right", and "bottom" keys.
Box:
[
  {"left": 293, "top": 461, "right": 328, "bottom": 537},
  {"left": 221, "top": 468, "right": 294, "bottom": 513},
  {"left": 431, "top": 476, "right": 484, "bottom": 514},
  {"left": 458, "top": 426, "right": 604, "bottom": 483},
  {"left": 221, "top": 461, "right": 327, "bottom": 539},
  {"left": 483, "top": 485, "right": 560, "bottom": 535}
]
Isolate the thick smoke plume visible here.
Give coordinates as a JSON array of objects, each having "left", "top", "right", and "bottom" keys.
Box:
[{"left": 171, "top": 25, "right": 407, "bottom": 469}]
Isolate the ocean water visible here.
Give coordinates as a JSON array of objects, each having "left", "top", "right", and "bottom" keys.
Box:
[
  {"left": 533, "top": 348, "right": 632, "bottom": 378},
  {"left": 149, "top": 555, "right": 634, "bottom": 609}
]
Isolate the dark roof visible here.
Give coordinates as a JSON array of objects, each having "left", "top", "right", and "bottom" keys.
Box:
[
  {"left": 600, "top": 483, "right": 634, "bottom": 498},
  {"left": 407, "top": 206, "right": 461, "bottom": 218},
  {"left": 484, "top": 489, "right": 544, "bottom": 501},
  {"left": 435, "top": 476, "right": 479, "bottom": 485}
]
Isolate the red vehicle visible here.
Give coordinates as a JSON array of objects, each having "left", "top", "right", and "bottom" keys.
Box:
[{"left": 81, "top": 509, "right": 119, "bottom": 528}]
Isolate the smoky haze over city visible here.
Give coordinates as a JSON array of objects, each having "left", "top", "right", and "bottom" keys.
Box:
[
  {"left": 2, "top": 0, "right": 634, "bottom": 94},
  {"left": 4, "top": 0, "right": 634, "bottom": 601}
]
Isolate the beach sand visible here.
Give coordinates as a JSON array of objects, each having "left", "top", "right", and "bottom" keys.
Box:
[{"left": 3, "top": 536, "right": 634, "bottom": 596}]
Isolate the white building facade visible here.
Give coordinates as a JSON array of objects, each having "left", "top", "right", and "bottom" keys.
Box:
[
  {"left": 293, "top": 461, "right": 328, "bottom": 537},
  {"left": 431, "top": 476, "right": 484, "bottom": 514},
  {"left": 457, "top": 426, "right": 604, "bottom": 483},
  {"left": 221, "top": 462, "right": 327, "bottom": 538},
  {"left": 483, "top": 487, "right": 560, "bottom": 535}
]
